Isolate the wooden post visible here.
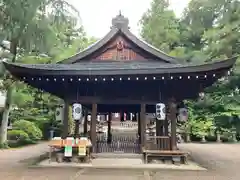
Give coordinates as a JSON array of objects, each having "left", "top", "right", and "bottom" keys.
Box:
[
  {"left": 90, "top": 103, "right": 97, "bottom": 149},
  {"left": 164, "top": 117, "right": 169, "bottom": 136},
  {"left": 137, "top": 112, "right": 141, "bottom": 144},
  {"left": 107, "top": 113, "right": 112, "bottom": 144},
  {"left": 74, "top": 120, "right": 80, "bottom": 138},
  {"left": 156, "top": 120, "right": 164, "bottom": 136},
  {"left": 84, "top": 109, "right": 88, "bottom": 136},
  {"left": 156, "top": 120, "right": 164, "bottom": 149},
  {"left": 62, "top": 100, "right": 69, "bottom": 138},
  {"left": 169, "top": 101, "right": 177, "bottom": 150},
  {"left": 140, "top": 103, "right": 146, "bottom": 148}
]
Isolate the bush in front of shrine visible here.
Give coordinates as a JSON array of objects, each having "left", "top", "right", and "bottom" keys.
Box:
[
  {"left": 12, "top": 120, "right": 43, "bottom": 143},
  {"left": 7, "top": 130, "right": 31, "bottom": 147}
]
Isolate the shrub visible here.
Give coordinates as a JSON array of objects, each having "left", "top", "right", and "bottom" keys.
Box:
[
  {"left": 13, "top": 120, "right": 43, "bottom": 142},
  {"left": 7, "top": 130, "right": 31, "bottom": 147},
  {"left": 35, "top": 119, "right": 51, "bottom": 140},
  {"left": 0, "top": 142, "right": 9, "bottom": 149}
]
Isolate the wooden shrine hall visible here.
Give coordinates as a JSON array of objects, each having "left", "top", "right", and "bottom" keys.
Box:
[{"left": 3, "top": 14, "right": 236, "bottom": 157}]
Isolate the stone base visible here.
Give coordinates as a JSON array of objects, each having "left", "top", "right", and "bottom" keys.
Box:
[{"left": 37, "top": 157, "right": 206, "bottom": 171}]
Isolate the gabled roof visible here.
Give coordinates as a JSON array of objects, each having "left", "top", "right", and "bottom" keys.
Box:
[
  {"left": 59, "top": 14, "right": 179, "bottom": 64},
  {"left": 3, "top": 57, "right": 236, "bottom": 76}
]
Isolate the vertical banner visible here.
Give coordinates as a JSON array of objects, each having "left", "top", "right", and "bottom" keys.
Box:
[
  {"left": 64, "top": 146, "right": 72, "bottom": 157},
  {"left": 64, "top": 137, "right": 74, "bottom": 157},
  {"left": 78, "top": 145, "right": 86, "bottom": 156}
]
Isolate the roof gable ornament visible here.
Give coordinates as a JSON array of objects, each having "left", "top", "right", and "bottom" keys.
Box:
[{"left": 111, "top": 12, "right": 129, "bottom": 30}]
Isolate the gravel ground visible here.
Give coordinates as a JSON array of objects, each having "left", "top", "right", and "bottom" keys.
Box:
[{"left": 0, "top": 142, "right": 240, "bottom": 180}]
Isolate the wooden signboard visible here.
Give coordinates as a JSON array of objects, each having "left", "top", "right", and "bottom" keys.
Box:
[
  {"left": 64, "top": 146, "right": 72, "bottom": 157},
  {"left": 64, "top": 137, "right": 74, "bottom": 157},
  {"left": 63, "top": 137, "right": 75, "bottom": 146},
  {"left": 78, "top": 145, "right": 86, "bottom": 156},
  {"left": 50, "top": 137, "right": 62, "bottom": 147}
]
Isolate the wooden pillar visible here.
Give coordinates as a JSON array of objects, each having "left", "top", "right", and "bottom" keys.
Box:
[
  {"left": 107, "top": 113, "right": 112, "bottom": 144},
  {"left": 164, "top": 117, "right": 169, "bottom": 136},
  {"left": 83, "top": 109, "right": 88, "bottom": 136},
  {"left": 137, "top": 112, "right": 141, "bottom": 144},
  {"left": 74, "top": 120, "right": 80, "bottom": 138},
  {"left": 90, "top": 103, "right": 97, "bottom": 148},
  {"left": 120, "top": 111, "right": 123, "bottom": 122},
  {"left": 140, "top": 104, "right": 146, "bottom": 147},
  {"left": 133, "top": 113, "right": 137, "bottom": 122},
  {"left": 156, "top": 120, "right": 164, "bottom": 136},
  {"left": 62, "top": 100, "right": 69, "bottom": 138},
  {"left": 169, "top": 101, "right": 177, "bottom": 150}
]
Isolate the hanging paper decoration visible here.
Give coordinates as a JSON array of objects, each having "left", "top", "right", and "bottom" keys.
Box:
[
  {"left": 178, "top": 108, "right": 188, "bottom": 122},
  {"left": 155, "top": 103, "right": 166, "bottom": 120},
  {"left": 78, "top": 145, "right": 86, "bottom": 156},
  {"left": 55, "top": 105, "right": 64, "bottom": 122},
  {"left": 64, "top": 137, "right": 74, "bottom": 157},
  {"left": 72, "top": 103, "right": 82, "bottom": 120},
  {"left": 64, "top": 146, "right": 72, "bottom": 157}
]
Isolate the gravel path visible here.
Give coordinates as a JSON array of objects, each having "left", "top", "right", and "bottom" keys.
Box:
[{"left": 0, "top": 142, "right": 240, "bottom": 180}]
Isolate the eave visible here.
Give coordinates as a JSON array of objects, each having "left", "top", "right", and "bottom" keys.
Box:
[{"left": 3, "top": 57, "right": 237, "bottom": 78}]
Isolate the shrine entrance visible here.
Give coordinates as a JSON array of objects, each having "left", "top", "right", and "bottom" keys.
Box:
[{"left": 95, "top": 113, "right": 140, "bottom": 154}]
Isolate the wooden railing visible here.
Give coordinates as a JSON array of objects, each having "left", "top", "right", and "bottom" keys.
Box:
[{"left": 145, "top": 136, "right": 171, "bottom": 151}]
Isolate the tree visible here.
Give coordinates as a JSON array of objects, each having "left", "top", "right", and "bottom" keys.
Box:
[
  {"left": 140, "top": 0, "right": 240, "bottom": 141},
  {"left": 140, "top": 0, "right": 181, "bottom": 53},
  {"left": 0, "top": 0, "right": 82, "bottom": 146}
]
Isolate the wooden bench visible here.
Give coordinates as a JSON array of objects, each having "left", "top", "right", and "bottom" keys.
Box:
[{"left": 142, "top": 148, "right": 189, "bottom": 164}]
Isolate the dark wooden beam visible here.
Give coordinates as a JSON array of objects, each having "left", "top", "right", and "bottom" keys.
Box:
[
  {"left": 169, "top": 100, "right": 177, "bottom": 150},
  {"left": 107, "top": 113, "right": 112, "bottom": 144},
  {"left": 164, "top": 116, "right": 169, "bottom": 136},
  {"left": 74, "top": 120, "right": 80, "bottom": 138},
  {"left": 140, "top": 103, "right": 146, "bottom": 149},
  {"left": 69, "top": 96, "right": 160, "bottom": 104},
  {"left": 84, "top": 109, "right": 88, "bottom": 135},
  {"left": 137, "top": 112, "right": 141, "bottom": 144},
  {"left": 62, "top": 100, "right": 69, "bottom": 138},
  {"left": 90, "top": 103, "right": 97, "bottom": 150}
]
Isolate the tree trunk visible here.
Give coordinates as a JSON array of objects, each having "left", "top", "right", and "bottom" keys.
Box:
[
  {"left": 0, "top": 106, "right": 10, "bottom": 143},
  {"left": 0, "top": 86, "right": 13, "bottom": 145},
  {"left": 0, "top": 39, "right": 17, "bottom": 145}
]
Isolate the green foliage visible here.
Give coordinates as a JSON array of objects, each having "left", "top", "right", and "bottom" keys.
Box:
[
  {"left": 140, "top": 0, "right": 181, "bottom": 53},
  {"left": 140, "top": 0, "right": 240, "bottom": 140},
  {"left": 12, "top": 120, "right": 42, "bottom": 142},
  {"left": 7, "top": 130, "right": 31, "bottom": 147},
  {"left": 0, "top": 142, "right": 9, "bottom": 149},
  {"left": 0, "top": 0, "right": 96, "bottom": 145}
]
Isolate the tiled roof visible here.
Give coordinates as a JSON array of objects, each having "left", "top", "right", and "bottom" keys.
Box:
[{"left": 3, "top": 57, "right": 237, "bottom": 76}]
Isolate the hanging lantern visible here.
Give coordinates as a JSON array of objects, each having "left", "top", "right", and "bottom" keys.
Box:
[
  {"left": 199, "top": 92, "right": 205, "bottom": 99},
  {"left": 155, "top": 103, "right": 166, "bottom": 120},
  {"left": 55, "top": 105, "right": 64, "bottom": 123},
  {"left": 72, "top": 103, "right": 82, "bottom": 120},
  {"left": 178, "top": 108, "right": 188, "bottom": 122}
]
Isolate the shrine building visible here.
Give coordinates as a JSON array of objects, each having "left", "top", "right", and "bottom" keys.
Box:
[{"left": 3, "top": 14, "right": 236, "bottom": 154}]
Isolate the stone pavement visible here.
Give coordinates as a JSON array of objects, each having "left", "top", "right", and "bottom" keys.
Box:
[{"left": 0, "top": 142, "right": 240, "bottom": 180}]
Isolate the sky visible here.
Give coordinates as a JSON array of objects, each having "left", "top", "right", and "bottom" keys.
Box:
[{"left": 67, "top": 0, "right": 190, "bottom": 38}]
